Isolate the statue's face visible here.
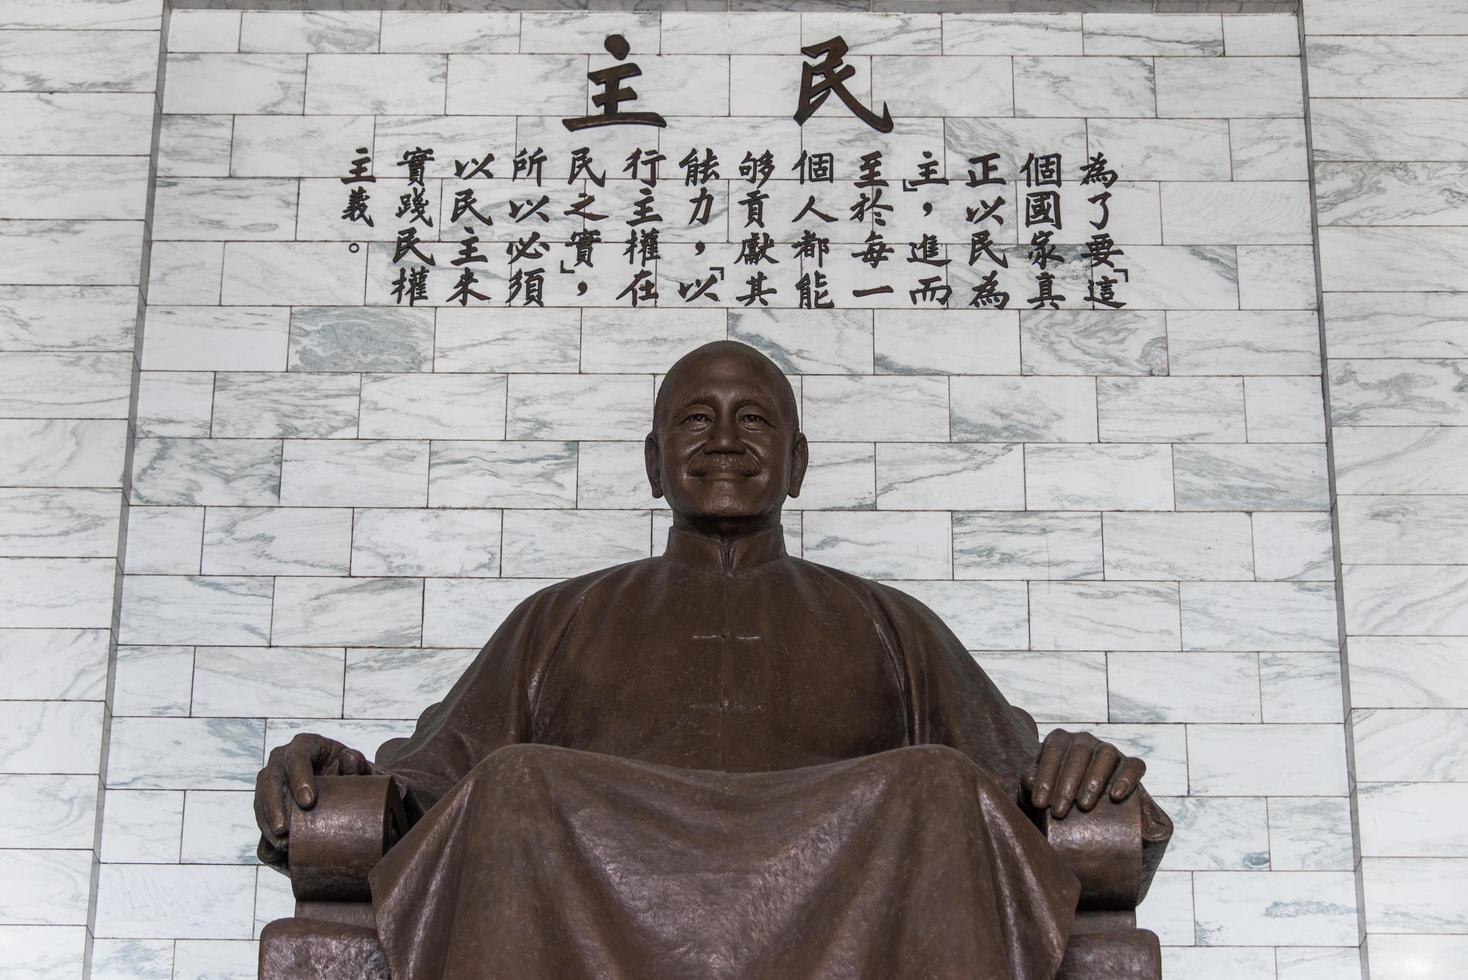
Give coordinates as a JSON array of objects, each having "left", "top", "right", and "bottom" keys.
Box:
[{"left": 646, "top": 343, "right": 808, "bottom": 528}]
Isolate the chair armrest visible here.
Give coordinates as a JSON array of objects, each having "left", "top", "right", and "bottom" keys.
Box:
[
  {"left": 288, "top": 775, "right": 407, "bottom": 902},
  {"left": 1037, "top": 789, "right": 1173, "bottom": 911}
]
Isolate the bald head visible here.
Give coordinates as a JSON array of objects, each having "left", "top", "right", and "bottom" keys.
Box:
[{"left": 653, "top": 341, "right": 799, "bottom": 432}]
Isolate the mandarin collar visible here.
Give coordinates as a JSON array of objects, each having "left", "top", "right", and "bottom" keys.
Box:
[{"left": 663, "top": 524, "right": 788, "bottom": 573}]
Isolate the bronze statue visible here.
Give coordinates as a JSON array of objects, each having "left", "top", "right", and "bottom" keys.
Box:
[{"left": 255, "top": 341, "right": 1171, "bottom": 979}]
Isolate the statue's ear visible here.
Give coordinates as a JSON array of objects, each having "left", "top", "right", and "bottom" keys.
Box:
[
  {"left": 787, "top": 433, "right": 809, "bottom": 499},
  {"left": 644, "top": 433, "right": 663, "bottom": 498}
]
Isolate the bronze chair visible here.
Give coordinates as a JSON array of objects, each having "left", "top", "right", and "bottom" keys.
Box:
[{"left": 258, "top": 767, "right": 1172, "bottom": 979}]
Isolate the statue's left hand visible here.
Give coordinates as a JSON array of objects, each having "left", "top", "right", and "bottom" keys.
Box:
[{"left": 1022, "top": 728, "right": 1145, "bottom": 819}]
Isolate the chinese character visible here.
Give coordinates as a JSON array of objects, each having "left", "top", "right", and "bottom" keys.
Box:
[{"left": 563, "top": 34, "right": 668, "bottom": 131}]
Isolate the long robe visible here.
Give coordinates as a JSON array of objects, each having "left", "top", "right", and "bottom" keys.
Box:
[{"left": 367, "top": 524, "right": 1087, "bottom": 979}]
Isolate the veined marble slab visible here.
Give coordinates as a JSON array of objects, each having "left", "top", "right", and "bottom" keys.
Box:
[
  {"left": 131, "top": 438, "right": 280, "bottom": 507},
  {"left": 1361, "top": 857, "right": 1468, "bottom": 935},
  {"left": 0, "top": 557, "right": 115, "bottom": 628},
  {"left": 1193, "top": 870, "right": 1359, "bottom": 946},
  {"left": 1103, "top": 512, "right": 1254, "bottom": 581},
  {"left": 272, "top": 577, "right": 423, "bottom": 646},
  {"left": 1261, "top": 651, "right": 1345, "bottom": 724},
  {"left": 1188, "top": 724, "right": 1349, "bottom": 796},
  {"left": 803, "top": 375, "right": 949, "bottom": 442},
  {"left": 143, "top": 308, "right": 289, "bottom": 372},
  {"left": 447, "top": 54, "right": 587, "bottom": 116},
  {"left": 1015, "top": 56, "right": 1154, "bottom": 118},
  {"left": 507, "top": 374, "right": 651, "bottom": 441},
  {"left": 1344, "top": 564, "right": 1468, "bottom": 636},
  {"left": 953, "top": 510, "right": 1100, "bottom": 580},
  {"left": 729, "top": 308, "right": 872, "bottom": 376},
  {"left": 500, "top": 509, "right": 650, "bottom": 578},
  {"left": 429, "top": 440, "right": 576, "bottom": 509},
  {"left": 1029, "top": 581, "right": 1180, "bottom": 651},
  {"left": 1321, "top": 227, "right": 1468, "bottom": 293},
  {"left": 1084, "top": 13, "right": 1223, "bottom": 56},
  {"left": 1162, "top": 181, "right": 1312, "bottom": 245},
  {"left": 0, "top": 93, "right": 154, "bottom": 155},
  {"left": 1311, "top": 98, "right": 1468, "bottom": 162},
  {"left": 434, "top": 307, "right": 578, "bottom": 373},
  {"left": 119, "top": 575, "right": 273, "bottom": 646},
  {"left": 801, "top": 12, "right": 941, "bottom": 56},
  {"left": 1350, "top": 637, "right": 1468, "bottom": 709},
  {"left": 0, "top": 628, "right": 108, "bottom": 700},
  {"left": 1175, "top": 443, "right": 1328, "bottom": 511},
  {"left": 1268, "top": 796, "right": 1355, "bottom": 871},
  {"left": 280, "top": 439, "right": 427, "bottom": 507},
  {"left": 974, "top": 650, "right": 1107, "bottom": 721},
  {"left": 352, "top": 508, "right": 502, "bottom": 576},
  {"left": 1334, "top": 426, "right": 1468, "bottom": 494},
  {"left": 1020, "top": 310, "right": 1166, "bottom": 377},
  {"left": 0, "top": 0, "right": 160, "bottom": 30},
  {"left": 202, "top": 507, "right": 352, "bottom": 576},
  {"left": 1156, "top": 57, "right": 1303, "bottom": 117},
  {"left": 163, "top": 54, "right": 305, "bottom": 115},
  {"left": 192, "top": 647, "right": 345, "bottom": 717},
  {"left": 345, "top": 646, "right": 478, "bottom": 719},
  {"left": 0, "top": 156, "right": 150, "bottom": 220},
  {"left": 422, "top": 577, "right": 557, "bottom": 647},
  {"left": 1326, "top": 293, "right": 1468, "bottom": 359},
  {"left": 136, "top": 372, "right": 212, "bottom": 438},
  {"left": 1317, "top": 163, "right": 1468, "bottom": 227},
  {"left": 89, "top": 938, "right": 172, "bottom": 980},
  {"left": 0, "top": 419, "right": 127, "bottom": 488},
  {"left": 289, "top": 307, "right": 433, "bottom": 373},
  {"left": 1245, "top": 376, "right": 1326, "bottom": 442},
  {"left": 951, "top": 377, "right": 1096, "bottom": 443},
  {"left": 0, "top": 701, "right": 103, "bottom": 774},
  {"left": 0, "top": 220, "right": 142, "bottom": 286},
  {"left": 0, "top": 29, "right": 158, "bottom": 93},
  {"left": 877, "top": 444, "right": 1023, "bottom": 512},
  {"left": 0, "top": 285, "right": 136, "bottom": 352},
  {"left": 1089, "top": 118, "right": 1230, "bottom": 181},
  {"left": 1223, "top": 14, "right": 1299, "bottom": 57},
  {"left": 870, "top": 55, "right": 1011, "bottom": 117},
  {"left": 582, "top": 308, "right": 728, "bottom": 374},
  {"left": 1359, "top": 783, "right": 1468, "bottom": 858},
  {"left": 178, "top": 791, "right": 257, "bottom": 865},
  {"left": 1253, "top": 512, "right": 1335, "bottom": 582},
  {"left": 0, "top": 487, "right": 120, "bottom": 558},
  {"left": 0, "top": 850, "right": 93, "bottom": 926},
  {"left": 1307, "top": 36, "right": 1468, "bottom": 99},
  {"left": 1025, "top": 443, "right": 1174, "bottom": 510},
  {"left": 93, "top": 865, "right": 256, "bottom": 940},
  {"left": 520, "top": 10, "right": 658, "bottom": 55},
  {"left": 360, "top": 373, "right": 507, "bottom": 439},
  {"left": 942, "top": 13, "right": 1081, "bottom": 56},
  {"left": 1306, "top": 0, "right": 1468, "bottom": 34},
  {"left": 238, "top": 11, "right": 378, "bottom": 54},
  {"left": 661, "top": 12, "right": 799, "bottom": 55},
  {"left": 1231, "top": 117, "right": 1309, "bottom": 180},
  {"left": 885, "top": 580, "right": 1028, "bottom": 651},
  {"left": 107, "top": 716, "right": 262, "bottom": 791},
  {"left": 307, "top": 54, "right": 447, "bottom": 116},
  {"left": 1354, "top": 707, "right": 1468, "bottom": 783},
  {"left": 1181, "top": 581, "right": 1339, "bottom": 651},
  {"left": 167, "top": 10, "right": 239, "bottom": 53},
  {"left": 1330, "top": 357, "right": 1468, "bottom": 426},
  {"left": 99, "top": 790, "right": 183, "bottom": 863},
  {"left": 802, "top": 510, "right": 951, "bottom": 580},
  {"left": 0, "top": 775, "right": 97, "bottom": 849},
  {"left": 380, "top": 12, "right": 518, "bottom": 55},
  {"left": 574, "top": 440, "right": 669, "bottom": 510},
  {"left": 231, "top": 114, "right": 374, "bottom": 178},
  {"left": 1339, "top": 495, "right": 1468, "bottom": 565},
  {"left": 112, "top": 646, "right": 192, "bottom": 717},
  {"left": 1098, "top": 377, "right": 1245, "bottom": 442},
  {"left": 1150, "top": 795, "right": 1268, "bottom": 870},
  {"left": 1369, "top": 936, "right": 1468, "bottom": 980},
  {"left": 874, "top": 309, "right": 1020, "bottom": 376},
  {"left": 786, "top": 442, "right": 875, "bottom": 512}
]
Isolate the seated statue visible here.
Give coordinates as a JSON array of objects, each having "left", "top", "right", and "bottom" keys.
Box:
[{"left": 254, "top": 341, "right": 1171, "bottom": 980}]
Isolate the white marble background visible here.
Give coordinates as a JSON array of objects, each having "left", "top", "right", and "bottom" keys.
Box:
[{"left": 0, "top": 7, "right": 1372, "bottom": 980}]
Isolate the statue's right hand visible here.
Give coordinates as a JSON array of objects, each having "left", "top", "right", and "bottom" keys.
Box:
[{"left": 254, "top": 733, "right": 374, "bottom": 870}]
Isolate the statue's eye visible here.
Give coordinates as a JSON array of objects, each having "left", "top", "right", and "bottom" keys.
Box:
[
  {"left": 683, "top": 413, "right": 711, "bottom": 426},
  {"left": 739, "top": 413, "right": 767, "bottom": 426}
]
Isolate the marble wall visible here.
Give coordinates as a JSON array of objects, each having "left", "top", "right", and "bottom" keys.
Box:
[
  {"left": 0, "top": 4, "right": 1387, "bottom": 979},
  {"left": 1302, "top": 1, "right": 1468, "bottom": 977}
]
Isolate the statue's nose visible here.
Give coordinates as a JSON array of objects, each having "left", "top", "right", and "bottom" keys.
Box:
[{"left": 705, "top": 416, "right": 745, "bottom": 452}]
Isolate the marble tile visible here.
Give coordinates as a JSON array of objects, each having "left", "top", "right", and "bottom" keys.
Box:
[
  {"left": 1154, "top": 795, "right": 1269, "bottom": 870},
  {"left": 1106, "top": 512, "right": 1253, "bottom": 580},
  {"left": 950, "top": 377, "right": 1096, "bottom": 442},
  {"left": 107, "top": 717, "right": 263, "bottom": 791},
  {"left": 1083, "top": 13, "right": 1222, "bottom": 56},
  {"left": 1331, "top": 358, "right": 1468, "bottom": 427},
  {"left": 94, "top": 864, "right": 256, "bottom": 939},
  {"left": 727, "top": 308, "right": 872, "bottom": 376},
  {"left": 1343, "top": 564, "right": 1468, "bottom": 636},
  {"left": 163, "top": 54, "right": 305, "bottom": 115},
  {"left": 873, "top": 309, "right": 1019, "bottom": 376},
  {"left": 0, "top": 925, "right": 88, "bottom": 979},
  {"left": 1175, "top": 443, "right": 1328, "bottom": 511},
  {"left": 1162, "top": 180, "right": 1311, "bottom": 246},
  {"left": 943, "top": 117, "right": 1087, "bottom": 180},
  {"left": 434, "top": 307, "right": 578, "bottom": 372},
  {"left": 869, "top": 55, "right": 1011, "bottom": 117},
  {"left": 238, "top": 11, "right": 379, "bottom": 53},
  {"left": 0, "top": 352, "right": 131, "bottom": 419},
  {"left": 1157, "top": 57, "right": 1303, "bottom": 117},
  {"left": 952, "top": 510, "right": 1099, "bottom": 580},
  {"left": 1087, "top": 118, "right": 1229, "bottom": 183},
  {"left": 0, "top": 774, "right": 97, "bottom": 849},
  {"left": 1231, "top": 117, "right": 1309, "bottom": 181},
  {"left": 272, "top": 577, "right": 422, "bottom": 646},
  {"left": 0, "top": 93, "right": 155, "bottom": 156},
  {"left": 1354, "top": 707, "right": 1468, "bottom": 783},
  {"left": 0, "top": 29, "right": 159, "bottom": 93},
  {"left": 1029, "top": 581, "right": 1180, "bottom": 651},
  {"left": 1161, "top": 947, "right": 1276, "bottom": 980},
  {"left": 447, "top": 54, "right": 587, "bottom": 116},
  {"left": 1223, "top": 14, "right": 1299, "bottom": 56},
  {"left": 1338, "top": 495, "right": 1468, "bottom": 565},
  {"left": 520, "top": 10, "right": 657, "bottom": 53},
  {"left": 1098, "top": 377, "right": 1245, "bottom": 442},
  {"left": 1311, "top": 98, "right": 1468, "bottom": 163},
  {"left": 1111, "top": 245, "right": 1239, "bottom": 311},
  {"left": 1334, "top": 427, "right": 1468, "bottom": 494},
  {"left": 801, "top": 12, "right": 941, "bottom": 55},
  {"left": 507, "top": 374, "right": 651, "bottom": 440},
  {"left": 230, "top": 114, "right": 375, "bottom": 178},
  {"left": 1261, "top": 651, "right": 1344, "bottom": 723},
  {"left": 874, "top": 444, "right": 1021, "bottom": 511},
  {"left": 0, "top": 557, "right": 116, "bottom": 628},
  {"left": 100, "top": 790, "right": 184, "bottom": 863},
  {"left": 179, "top": 791, "right": 260, "bottom": 864},
  {"left": 1182, "top": 581, "right": 1338, "bottom": 651},
  {"left": 145, "top": 243, "right": 222, "bottom": 305},
  {"left": 288, "top": 307, "right": 433, "bottom": 373},
  {"left": 91, "top": 938, "right": 173, "bottom": 980},
  {"left": 211, "top": 373, "right": 358, "bottom": 439},
  {"left": 661, "top": 12, "right": 799, "bottom": 54},
  {"left": 168, "top": 10, "right": 240, "bottom": 53},
  {"left": 130, "top": 438, "right": 280, "bottom": 507},
  {"left": 0, "top": 155, "right": 150, "bottom": 219},
  {"left": 1269, "top": 796, "right": 1355, "bottom": 871},
  {"left": 1016, "top": 310, "right": 1161, "bottom": 376},
  {"left": 1024, "top": 443, "right": 1174, "bottom": 510},
  {"left": 1361, "top": 857, "right": 1468, "bottom": 935},
  {"left": 581, "top": 308, "right": 727, "bottom": 373},
  {"left": 974, "top": 650, "right": 1107, "bottom": 721},
  {"left": 345, "top": 646, "right": 478, "bottom": 719},
  {"left": 0, "top": 285, "right": 136, "bottom": 352},
  {"left": 192, "top": 647, "right": 344, "bottom": 717},
  {"left": 1308, "top": 36, "right": 1468, "bottom": 99},
  {"left": 1350, "top": 637, "right": 1468, "bottom": 709},
  {"left": 884, "top": 580, "right": 1028, "bottom": 650},
  {"left": 360, "top": 373, "right": 507, "bottom": 439},
  {"left": 0, "top": 219, "right": 143, "bottom": 286},
  {"left": 1358, "top": 783, "right": 1468, "bottom": 858},
  {"left": 202, "top": 505, "right": 350, "bottom": 576},
  {"left": 1245, "top": 376, "right": 1325, "bottom": 442},
  {"left": 422, "top": 577, "right": 557, "bottom": 647},
  {"left": 280, "top": 439, "right": 428, "bottom": 507},
  {"left": 112, "top": 646, "right": 194, "bottom": 717},
  {"left": 1188, "top": 724, "right": 1349, "bottom": 796},
  {"left": 0, "top": 0, "right": 160, "bottom": 30},
  {"left": 942, "top": 13, "right": 1081, "bottom": 56},
  {"left": 1168, "top": 311, "right": 1319, "bottom": 376},
  {"left": 352, "top": 507, "right": 502, "bottom": 576},
  {"left": 173, "top": 939, "right": 258, "bottom": 978},
  {"left": 0, "top": 486, "right": 119, "bottom": 557},
  {"left": 788, "top": 442, "right": 876, "bottom": 512},
  {"left": 1316, "top": 162, "right": 1468, "bottom": 227},
  {"left": 307, "top": 54, "right": 447, "bottom": 115},
  {"left": 222, "top": 242, "right": 367, "bottom": 306},
  {"left": 1322, "top": 227, "right": 1468, "bottom": 294},
  {"left": 803, "top": 510, "right": 951, "bottom": 579},
  {"left": 125, "top": 506, "right": 204, "bottom": 574},
  {"left": 0, "top": 628, "right": 107, "bottom": 700},
  {"left": 151, "top": 178, "right": 297, "bottom": 241},
  {"left": 381, "top": 12, "right": 518, "bottom": 54},
  {"left": 0, "top": 850, "right": 93, "bottom": 925},
  {"left": 1109, "top": 651, "right": 1260, "bottom": 723},
  {"left": 1306, "top": 0, "right": 1468, "bottom": 34},
  {"left": 1014, "top": 56, "right": 1154, "bottom": 118},
  {"left": 136, "top": 371, "right": 213, "bottom": 438},
  {"left": 575, "top": 440, "right": 666, "bottom": 510},
  {"left": 500, "top": 509, "right": 650, "bottom": 577},
  {"left": 803, "top": 375, "right": 948, "bottom": 442},
  {"left": 1277, "top": 947, "right": 1362, "bottom": 980},
  {"left": 119, "top": 575, "right": 273, "bottom": 646},
  {"left": 430, "top": 440, "right": 577, "bottom": 508},
  {"left": 1136, "top": 870, "right": 1194, "bottom": 945},
  {"left": 1368, "top": 935, "right": 1468, "bottom": 980}
]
